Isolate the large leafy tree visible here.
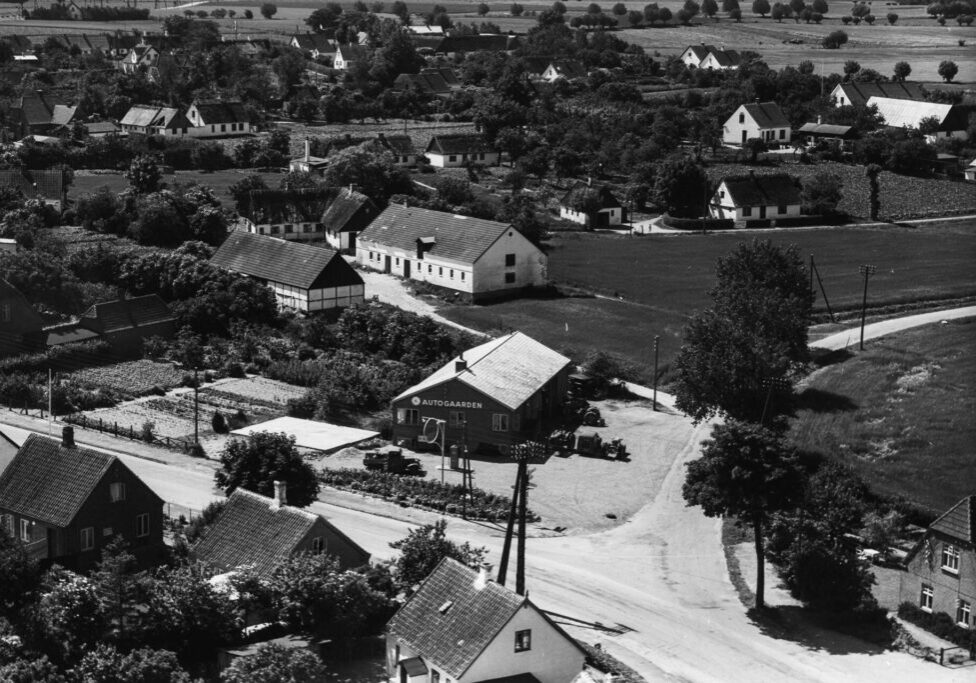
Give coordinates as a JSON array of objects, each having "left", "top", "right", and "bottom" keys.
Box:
[
  {"left": 72, "top": 645, "right": 193, "bottom": 683},
  {"left": 389, "top": 519, "right": 487, "bottom": 590},
  {"left": 0, "top": 529, "right": 42, "bottom": 621},
  {"left": 672, "top": 239, "right": 813, "bottom": 424},
  {"left": 221, "top": 643, "right": 326, "bottom": 683},
  {"left": 90, "top": 538, "right": 140, "bottom": 644},
  {"left": 321, "top": 143, "right": 411, "bottom": 203},
  {"left": 124, "top": 155, "right": 161, "bottom": 195},
  {"left": 683, "top": 421, "right": 801, "bottom": 608},
  {"left": 34, "top": 568, "right": 106, "bottom": 664},
  {"left": 215, "top": 431, "right": 320, "bottom": 506},
  {"left": 652, "top": 154, "right": 709, "bottom": 218}
]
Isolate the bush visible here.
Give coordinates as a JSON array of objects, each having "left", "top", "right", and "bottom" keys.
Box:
[
  {"left": 140, "top": 420, "right": 155, "bottom": 443},
  {"left": 661, "top": 213, "right": 734, "bottom": 231},
  {"left": 823, "top": 29, "right": 848, "bottom": 47},
  {"left": 898, "top": 602, "right": 976, "bottom": 650},
  {"left": 212, "top": 410, "right": 229, "bottom": 434}
]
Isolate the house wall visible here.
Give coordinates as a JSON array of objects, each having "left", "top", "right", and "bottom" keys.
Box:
[
  {"left": 681, "top": 49, "right": 702, "bottom": 67},
  {"left": 186, "top": 122, "right": 251, "bottom": 138},
  {"left": 265, "top": 279, "right": 365, "bottom": 313},
  {"left": 472, "top": 228, "right": 547, "bottom": 296},
  {"left": 325, "top": 227, "right": 358, "bottom": 252},
  {"left": 723, "top": 106, "right": 791, "bottom": 145},
  {"left": 245, "top": 218, "right": 326, "bottom": 242},
  {"left": 357, "top": 240, "right": 476, "bottom": 294},
  {"left": 900, "top": 533, "right": 976, "bottom": 626},
  {"left": 559, "top": 206, "right": 622, "bottom": 227},
  {"left": 427, "top": 150, "right": 500, "bottom": 168},
  {"left": 0, "top": 288, "right": 44, "bottom": 358},
  {"left": 461, "top": 604, "right": 585, "bottom": 683},
  {"left": 296, "top": 518, "right": 370, "bottom": 570}
]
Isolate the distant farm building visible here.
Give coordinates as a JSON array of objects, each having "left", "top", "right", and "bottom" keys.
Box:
[
  {"left": 723, "top": 102, "right": 791, "bottom": 146},
  {"left": 709, "top": 172, "right": 802, "bottom": 225},
  {"left": 424, "top": 133, "right": 499, "bottom": 168}
]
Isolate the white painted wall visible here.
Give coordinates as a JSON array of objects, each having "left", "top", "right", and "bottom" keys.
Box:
[
  {"left": 709, "top": 183, "right": 801, "bottom": 221},
  {"left": 269, "top": 280, "right": 364, "bottom": 312},
  {"left": 473, "top": 227, "right": 547, "bottom": 295},
  {"left": 427, "top": 150, "right": 500, "bottom": 168},
  {"left": 723, "top": 105, "right": 791, "bottom": 145}
]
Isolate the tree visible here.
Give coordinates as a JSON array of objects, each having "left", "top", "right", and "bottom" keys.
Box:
[
  {"left": 683, "top": 421, "right": 801, "bottom": 608},
  {"left": 221, "top": 643, "right": 327, "bottom": 683},
  {"left": 676, "top": 7, "right": 693, "bottom": 22},
  {"left": 730, "top": 7, "right": 742, "bottom": 19},
  {"left": 770, "top": 2, "right": 785, "bottom": 20},
  {"left": 811, "top": 0, "right": 827, "bottom": 11},
  {"left": 0, "top": 529, "right": 41, "bottom": 620},
  {"left": 938, "top": 60, "right": 958, "bottom": 82},
  {"left": 125, "top": 154, "right": 161, "bottom": 194},
  {"left": 843, "top": 59, "right": 860, "bottom": 79},
  {"left": 73, "top": 645, "right": 193, "bottom": 683},
  {"left": 215, "top": 431, "right": 320, "bottom": 506},
  {"left": 391, "top": 0, "right": 409, "bottom": 22},
  {"left": 321, "top": 143, "right": 411, "bottom": 203},
  {"left": 0, "top": 656, "right": 66, "bottom": 683},
  {"left": 477, "top": 2, "right": 490, "bottom": 14},
  {"left": 865, "top": 163, "right": 881, "bottom": 220},
  {"left": 789, "top": 0, "right": 804, "bottom": 12},
  {"left": 702, "top": 0, "right": 719, "bottom": 16},
  {"left": 510, "top": 2, "right": 524, "bottom": 14},
  {"left": 893, "top": 60, "right": 911, "bottom": 80},
  {"left": 752, "top": 0, "right": 770, "bottom": 15},
  {"left": 722, "top": 0, "right": 739, "bottom": 9},
  {"left": 653, "top": 154, "right": 709, "bottom": 218},
  {"left": 801, "top": 172, "right": 843, "bottom": 216},
  {"left": 260, "top": 2, "right": 277, "bottom": 19},
  {"left": 863, "top": 12, "right": 874, "bottom": 22},
  {"left": 821, "top": 29, "right": 847, "bottom": 48},
  {"left": 90, "top": 538, "right": 140, "bottom": 643},
  {"left": 672, "top": 238, "right": 813, "bottom": 424},
  {"left": 35, "top": 568, "right": 106, "bottom": 663},
  {"left": 389, "top": 519, "right": 487, "bottom": 590}
]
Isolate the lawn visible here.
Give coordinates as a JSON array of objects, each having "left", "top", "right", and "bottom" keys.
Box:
[
  {"left": 789, "top": 318, "right": 976, "bottom": 515},
  {"left": 69, "top": 169, "right": 285, "bottom": 201}
]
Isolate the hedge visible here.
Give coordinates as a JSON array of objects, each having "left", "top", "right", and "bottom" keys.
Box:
[
  {"left": 319, "top": 468, "right": 538, "bottom": 523},
  {"left": 661, "top": 213, "right": 734, "bottom": 231},
  {"left": 898, "top": 602, "right": 976, "bottom": 650},
  {"left": 0, "top": 340, "right": 120, "bottom": 375}
]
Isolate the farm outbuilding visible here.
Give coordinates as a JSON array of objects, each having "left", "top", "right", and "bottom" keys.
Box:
[
  {"left": 210, "top": 232, "right": 364, "bottom": 314},
  {"left": 390, "top": 331, "right": 572, "bottom": 454}
]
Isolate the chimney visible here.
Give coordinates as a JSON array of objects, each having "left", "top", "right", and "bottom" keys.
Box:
[
  {"left": 62, "top": 425, "right": 75, "bottom": 449},
  {"left": 272, "top": 480, "right": 286, "bottom": 509},
  {"left": 817, "top": 114, "right": 822, "bottom": 125},
  {"left": 455, "top": 351, "right": 467, "bottom": 373},
  {"left": 473, "top": 563, "right": 492, "bottom": 590},
  {"left": 586, "top": 176, "right": 592, "bottom": 187},
  {"left": 304, "top": 137, "right": 310, "bottom": 162}
]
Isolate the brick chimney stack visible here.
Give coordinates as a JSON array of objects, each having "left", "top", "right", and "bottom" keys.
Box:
[
  {"left": 62, "top": 425, "right": 75, "bottom": 449},
  {"left": 271, "top": 480, "right": 286, "bottom": 509}
]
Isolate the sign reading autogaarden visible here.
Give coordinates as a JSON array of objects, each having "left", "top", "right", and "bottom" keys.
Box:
[{"left": 411, "top": 396, "right": 484, "bottom": 409}]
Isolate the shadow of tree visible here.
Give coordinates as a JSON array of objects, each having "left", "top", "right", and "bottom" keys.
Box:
[
  {"left": 745, "top": 605, "right": 894, "bottom": 656},
  {"left": 811, "top": 347, "right": 855, "bottom": 368},
  {"left": 796, "top": 387, "right": 858, "bottom": 413}
]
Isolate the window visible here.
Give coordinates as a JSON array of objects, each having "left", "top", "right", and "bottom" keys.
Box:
[
  {"left": 461, "top": 272, "right": 466, "bottom": 281},
  {"left": 0, "top": 514, "right": 11, "bottom": 535},
  {"left": 942, "top": 544, "right": 961, "bottom": 573},
  {"left": 81, "top": 527, "right": 95, "bottom": 551},
  {"left": 270, "top": 226, "right": 280, "bottom": 234},
  {"left": 779, "top": 129, "right": 786, "bottom": 139},
  {"left": 20, "top": 519, "right": 30, "bottom": 542},
  {"left": 220, "top": 124, "right": 226, "bottom": 132},
  {"left": 397, "top": 408, "right": 420, "bottom": 425},
  {"left": 438, "top": 267, "right": 443, "bottom": 276},
  {"left": 103, "top": 526, "right": 113, "bottom": 537},
  {"left": 432, "top": 671, "right": 440, "bottom": 683},
  {"left": 0, "top": 303, "right": 10, "bottom": 323},
  {"left": 449, "top": 155, "right": 457, "bottom": 162},
  {"left": 428, "top": 265, "right": 432, "bottom": 273},
  {"left": 958, "top": 600, "right": 971, "bottom": 627},
  {"left": 449, "top": 411, "right": 465, "bottom": 427},
  {"left": 449, "top": 269, "right": 454, "bottom": 278},
  {"left": 395, "top": 257, "right": 400, "bottom": 266},
  {"left": 738, "top": 113, "right": 745, "bottom": 124},
  {"left": 136, "top": 513, "right": 149, "bottom": 538},
  {"left": 742, "top": 206, "right": 752, "bottom": 217},
  {"left": 505, "top": 253, "right": 516, "bottom": 267},
  {"left": 514, "top": 629, "right": 531, "bottom": 652},
  {"left": 505, "top": 273, "right": 516, "bottom": 284},
  {"left": 920, "top": 584, "right": 933, "bottom": 611},
  {"left": 492, "top": 414, "right": 509, "bottom": 432},
  {"left": 778, "top": 205, "right": 788, "bottom": 215},
  {"left": 285, "top": 224, "right": 293, "bottom": 232},
  {"left": 311, "top": 536, "right": 325, "bottom": 553},
  {"left": 110, "top": 482, "right": 126, "bottom": 502}
]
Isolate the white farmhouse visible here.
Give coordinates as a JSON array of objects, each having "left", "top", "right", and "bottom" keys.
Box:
[
  {"left": 558, "top": 182, "right": 624, "bottom": 227},
  {"left": 386, "top": 558, "right": 586, "bottom": 683},
  {"left": 424, "top": 133, "right": 500, "bottom": 168},
  {"left": 333, "top": 43, "right": 368, "bottom": 70},
  {"left": 185, "top": 99, "right": 252, "bottom": 138},
  {"left": 357, "top": 205, "right": 546, "bottom": 301},
  {"left": 210, "top": 232, "right": 364, "bottom": 314},
  {"left": 709, "top": 172, "right": 802, "bottom": 224},
  {"left": 723, "top": 102, "right": 791, "bottom": 146}
]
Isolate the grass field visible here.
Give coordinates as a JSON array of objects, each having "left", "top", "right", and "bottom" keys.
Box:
[
  {"left": 69, "top": 169, "right": 286, "bottom": 200},
  {"left": 439, "top": 220, "right": 976, "bottom": 371},
  {"left": 790, "top": 318, "right": 976, "bottom": 514}
]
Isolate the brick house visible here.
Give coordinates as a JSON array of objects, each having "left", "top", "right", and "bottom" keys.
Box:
[
  {"left": 0, "top": 278, "right": 45, "bottom": 358},
  {"left": 0, "top": 428, "right": 166, "bottom": 572},
  {"left": 900, "top": 496, "right": 975, "bottom": 630},
  {"left": 191, "top": 483, "right": 370, "bottom": 576},
  {"left": 390, "top": 331, "right": 571, "bottom": 454},
  {"left": 386, "top": 558, "right": 586, "bottom": 683},
  {"left": 723, "top": 102, "right": 791, "bottom": 146}
]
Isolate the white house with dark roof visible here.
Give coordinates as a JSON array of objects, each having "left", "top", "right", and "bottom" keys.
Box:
[
  {"left": 185, "top": 99, "right": 252, "bottom": 138},
  {"left": 830, "top": 81, "right": 925, "bottom": 108},
  {"left": 386, "top": 557, "right": 586, "bottom": 683},
  {"left": 376, "top": 132, "right": 418, "bottom": 167},
  {"left": 356, "top": 205, "right": 546, "bottom": 300},
  {"left": 334, "top": 43, "right": 368, "bottom": 70},
  {"left": 709, "top": 172, "right": 802, "bottom": 223},
  {"left": 321, "top": 187, "right": 380, "bottom": 253},
  {"left": 191, "top": 484, "right": 370, "bottom": 576},
  {"left": 965, "top": 159, "right": 976, "bottom": 182},
  {"left": 558, "top": 182, "right": 624, "bottom": 227},
  {"left": 119, "top": 104, "right": 189, "bottom": 137},
  {"left": 680, "top": 44, "right": 741, "bottom": 70},
  {"left": 425, "top": 133, "right": 499, "bottom": 168},
  {"left": 390, "top": 331, "right": 571, "bottom": 453},
  {"left": 290, "top": 33, "right": 336, "bottom": 60},
  {"left": 210, "top": 232, "right": 364, "bottom": 313},
  {"left": 723, "top": 102, "right": 791, "bottom": 146}
]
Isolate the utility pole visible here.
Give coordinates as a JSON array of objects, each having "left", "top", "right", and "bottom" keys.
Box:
[
  {"left": 858, "top": 264, "right": 876, "bottom": 351},
  {"left": 652, "top": 335, "right": 660, "bottom": 411},
  {"left": 515, "top": 456, "right": 529, "bottom": 596},
  {"left": 193, "top": 366, "right": 199, "bottom": 444},
  {"left": 497, "top": 451, "right": 525, "bottom": 587}
]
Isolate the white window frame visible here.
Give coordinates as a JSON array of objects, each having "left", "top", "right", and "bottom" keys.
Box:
[
  {"left": 20, "top": 518, "right": 30, "bottom": 542},
  {"left": 110, "top": 482, "right": 126, "bottom": 502},
  {"left": 958, "top": 600, "right": 971, "bottom": 628},
  {"left": 311, "top": 536, "right": 325, "bottom": 553},
  {"left": 81, "top": 526, "right": 95, "bottom": 551},
  {"left": 136, "top": 513, "right": 149, "bottom": 538},
  {"left": 492, "top": 413, "right": 509, "bottom": 432},
  {"left": 398, "top": 408, "right": 420, "bottom": 426},
  {"left": 920, "top": 584, "right": 933, "bottom": 612},
  {"left": 942, "top": 543, "right": 960, "bottom": 573},
  {"left": 514, "top": 628, "right": 531, "bottom": 652}
]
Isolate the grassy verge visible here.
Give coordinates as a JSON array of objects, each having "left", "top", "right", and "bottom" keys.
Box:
[
  {"left": 721, "top": 517, "right": 755, "bottom": 609},
  {"left": 790, "top": 318, "right": 976, "bottom": 515}
]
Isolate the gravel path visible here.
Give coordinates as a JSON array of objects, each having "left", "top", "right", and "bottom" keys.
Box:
[{"left": 359, "top": 268, "right": 486, "bottom": 337}]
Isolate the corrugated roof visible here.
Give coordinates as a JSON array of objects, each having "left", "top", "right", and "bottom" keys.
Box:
[
  {"left": 720, "top": 173, "right": 802, "bottom": 207},
  {"left": 742, "top": 102, "right": 790, "bottom": 129},
  {"left": 387, "top": 558, "right": 526, "bottom": 677},
  {"left": 192, "top": 488, "right": 318, "bottom": 576},
  {"left": 394, "top": 331, "right": 571, "bottom": 411},
  {"left": 930, "top": 495, "right": 975, "bottom": 544},
  {"left": 359, "top": 204, "right": 509, "bottom": 264},
  {"left": 798, "top": 122, "right": 855, "bottom": 137},
  {"left": 119, "top": 105, "right": 183, "bottom": 129},
  {"left": 210, "top": 231, "right": 362, "bottom": 290},
  {"left": 425, "top": 132, "right": 493, "bottom": 156},
  {"left": 78, "top": 294, "right": 174, "bottom": 334},
  {"left": 866, "top": 96, "right": 953, "bottom": 130},
  {"left": 0, "top": 433, "right": 160, "bottom": 527}
]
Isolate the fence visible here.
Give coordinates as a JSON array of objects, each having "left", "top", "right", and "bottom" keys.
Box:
[
  {"left": 164, "top": 501, "right": 201, "bottom": 525},
  {"left": 63, "top": 413, "right": 195, "bottom": 451},
  {"left": 939, "top": 646, "right": 975, "bottom": 668}
]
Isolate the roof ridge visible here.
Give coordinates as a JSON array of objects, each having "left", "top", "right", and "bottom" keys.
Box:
[{"left": 233, "top": 487, "right": 320, "bottom": 522}]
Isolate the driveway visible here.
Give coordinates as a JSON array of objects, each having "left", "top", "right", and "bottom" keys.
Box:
[{"left": 359, "top": 268, "right": 485, "bottom": 336}]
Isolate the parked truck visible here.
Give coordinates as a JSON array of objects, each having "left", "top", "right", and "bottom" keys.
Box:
[{"left": 362, "top": 450, "right": 423, "bottom": 475}]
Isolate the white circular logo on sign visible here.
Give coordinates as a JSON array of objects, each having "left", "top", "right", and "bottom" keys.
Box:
[{"left": 411, "top": 396, "right": 421, "bottom": 406}]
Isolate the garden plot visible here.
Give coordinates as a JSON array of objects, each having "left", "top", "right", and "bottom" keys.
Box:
[{"left": 69, "top": 360, "right": 185, "bottom": 397}]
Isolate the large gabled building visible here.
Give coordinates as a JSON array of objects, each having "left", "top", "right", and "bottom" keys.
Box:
[
  {"left": 386, "top": 558, "right": 586, "bottom": 683},
  {"left": 356, "top": 205, "right": 546, "bottom": 301},
  {"left": 424, "top": 133, "right": 499, "bottom": 168},
  {"left": 0, "top": 429, "right": 166, "bottom": 572},
  {"left": 830, "top": 81, "right": 925, "bottom": 108},
  {"left": 185, "top": 99, "right": 252, "bottom": 138},
  {"left": 866, "top": 96, "right": 971, "bottom": 142},
  {"left": 723, "top": 102, "right": 791, "bottom": 146},
  {"left": 390, "top": 331, "right": 571, "bottom": 454},
  {"left": 709, "top": 172, "right": 802, "bottom": 224},
  {"left": 210, "top": 231, "right": 364, "bottom": 314}
]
